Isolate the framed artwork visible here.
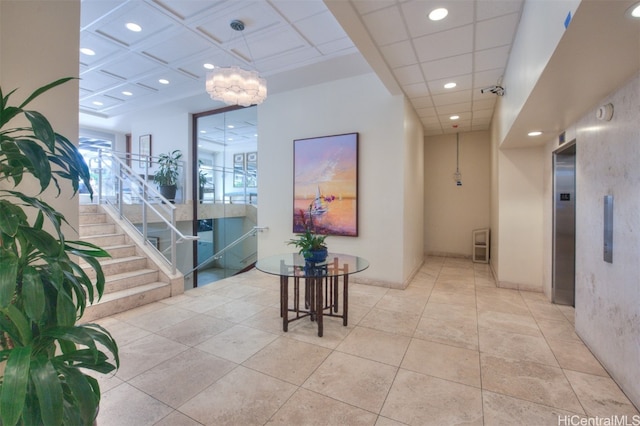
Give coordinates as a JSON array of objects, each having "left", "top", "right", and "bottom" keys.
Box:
[
  {"left": 246, "top": 152, "right": 257, "bottom": 187},
  {"left": 139, "top": 134, "right": 152, "bottom": 167},
  {"left": 233, "top": 153, "right": 245, "bottom": 188},
  {"left": 293, "top": 132, "right": 358, "bottom": 237}
]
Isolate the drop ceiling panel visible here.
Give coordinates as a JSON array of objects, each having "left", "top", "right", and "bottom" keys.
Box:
[
  {"left": 473, "top": 68, "right": 504, "bottom": 88},
  {"left": 79, "top": 33, "right": 123, "bottom": 66},
  {"left": 421, "top": 54, "right": 472, "bottom": 80},
  {"left": 79, "top": 71, "right": 126, "bottom": 93},
  {"left": 93, "top": 3, "right": 176, "bottom": 47},
  {"left": 100, "top": 53, "right": 163, "bottom": 79},
  {"left": 142, "top": 31, "right": 212, "bottom": 64},
  {"left": 295, "top": 10, "right": 353, "bottom": 46},
  {"left": 80, "top": 0, "right": 127, "bottom": 29},
  {"left": 428, "top": 74, "right": 472, "bottom": 95},
  {"left": 413, "top": 24, "right": 474, "bottom": 63},
  {"left": 361, "top": 6, "right": 408, "bottom": 46},
  {"left": 151, "top": 0, "right": 229, "bottom": 21},
  {"left": 474, "top": 13, "right": 520, "bottom": 51},
  {"left": 271, "top": 0, "right": 327, "bottom": 22},
  {"left": 474, "top": 45, "right": 510, "bottom": 72},
  {"left": 437, "top": 102, "right": 472, "bottom": 115},
  {"left": 394, "top": 64, "right": 424, "bottom": 86},
  {"left": 316, "top": 37, "right": 356, "bottom": 55},
  {"left": 411, "top": 96, "right": 435, "bottom": 108},
  {"left": 476, "top": 0, "right": 524, "bottom": 21},
  {"left": 401, "top": 0, "right": 474, "bottom": 38},
  {"left": 351, "top": 0, "right": 395, "bottom": 15},
  {"left": 403, "top": 82, "right": 429, "bottom": 98},
  {"left": 431, "top": 90, "right": 472, "bottom": 106},
  {"left": 230, "top": 27, "right": 308, "bottom": 62},
  {"left": 195, "top": 2, "right": 283, "bottom": 44},
  {"left": 380, "top": 40, "right": 418, "bottom": 68}
]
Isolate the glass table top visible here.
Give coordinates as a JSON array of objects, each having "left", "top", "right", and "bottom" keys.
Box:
[{"left": 255, "top": 252, "right": 369, "bottom": 278}]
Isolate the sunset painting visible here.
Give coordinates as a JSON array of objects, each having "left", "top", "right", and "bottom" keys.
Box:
[{"left": 293, "top": 133, "right": 358, "bottom": 236}]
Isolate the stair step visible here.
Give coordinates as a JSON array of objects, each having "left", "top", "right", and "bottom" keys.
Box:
[
  {"left": 79, "top": 204, "right": 98, "bottom": 214},
  {"left": 102, "top": 243, "right": 137, "bottom": 259},
  {"left": 82, "top": 255, "right": 148, "bottom": 278},
  {"left": 79, "top": 212, "right": 107, "bottom": 225},
  {"left": 103, "top": 268, "right": 159, "bottom": 294},
  {"left": 81, "top": 282, "right": 171, "bottom": 322},
  {"left": 80, "top": 223, "right": 116, "bottom": 237},
  {"left": 81, "top": 233, "right": 127, "bottom": 247}
]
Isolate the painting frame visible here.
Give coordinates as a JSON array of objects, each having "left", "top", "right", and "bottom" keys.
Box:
[
  {"left": 139, "top": 134, "right": 152, "bottom": 167},
  {"left": 293, "top": 132, "right": 358, "bottom": 237}
]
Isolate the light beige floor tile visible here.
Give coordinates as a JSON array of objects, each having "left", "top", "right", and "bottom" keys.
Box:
[
  {"left": 428, "top": 288, "right": 477, "bottom": 306},
  {"left": 112, "top": 301, "right": 166, "bottom": 322},
  {"left": 124, "top": 305, "right": 199, "bottom": 332},
  {"left": 268, "top": 388, "right": 378, "bottom": 425},
  {"left": 349, "top": 284, "right": 388, "bottom": 308},
  {"left": 414, "top": 315, "right": 479, "bottom": 350},
  {"left": 209, "top": 283, "right": 264, "bottom": 299},
  {"left": 128, "top": 348, "right": 236, "bottom": 408},
  {"left": 375, "top": 416, "right": 408, "bottom": 426},
  {"left": 346, "top": 302, "right": 374, "bottom": 326},
  {"left": 204, "top": 299, "right": 267, "bottom": 323},
  {"left": 380, "top": 369, "right": 483, "bottom": 425},
  {"left": 480, "top": 354, "right": 584, "bottom": 413},
  {"left": 479, "top": 328, "right": 558, "bottom": 366},
  {"left": 241, "top": 288, "right": 281, "bottom": 306},
  {"left": 536, "top": 318, "right": 581, "bottom": 342},
  {"left": 359, "top": 307, "right": 421, "bottom": 336},
  {"left": 303, "top": 351, "right": 397, "bottom": 413},
  {"left": 482, "top": 390, "right": 581, "bottom": 426},
  {"left": 173, "top": 293, "right": 233, "bottom": 313},
  {"left": 478, "top": 309, "right": 541, "bottom": 337},
  {"left": 196, "top": 324, "right": 278, "bottom": 363},
  {"left": 154, "top": 410, "right": 203, "bottom": 426},
  {"left": 95, "top": 317, "right": 152, "bottom": 347},
  {"left": 244, "top": 336, "right": 331, "bottom": 385},
  {"left": 241, "top": 306, "right": 297, "bottom": 335},
  {"left": 179, "top": 366, "right": 297, "bottom": 426},
  {"left": 422, "top": 301, "right": 477, "bottom": 322},
  {"left": 477, "top": 297, "right": 530, "bottom": 315},
  {"left": 401, "top": 338, "right": 481, "bottom": 387},
  {"left": 336, "top": 326, "right": 411, "bottom": 366},
  {"left": 374, "top": 293, "right": 426, "bottom": 315},
  {"left": 115, "top": 333, "right": 188, "bottom": 381},
  {"left": 526, "top": 301, "right": 570, "bottom": 322},
  {"left": 286, "top": 316, "right": 354, "bottom": 350},
  {"left": 157, "top": 314, "right": 234, "bottom": 346},
  {"left": 98, "top": 382, "right": 173, "bottom": 425},
  {"left": 564, "top": 370, "right": 640, "bottom": 417},
  {"left": 546, "top": 338, "right": 609, "bottom": 376}
]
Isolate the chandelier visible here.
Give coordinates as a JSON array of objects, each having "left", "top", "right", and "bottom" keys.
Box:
[{"left": 205, "top": 20, "right": 267, "bottom": 107}]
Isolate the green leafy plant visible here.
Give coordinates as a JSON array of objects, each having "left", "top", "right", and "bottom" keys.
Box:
[
  {"left": 287, "top": 229, "right": 328, "bottom": 259},
  {"left": 152, "top": 149, "right": 182, "bottom": 187},
  {"left": 0, "top": 78, "right": 119, "bottom": 426}
]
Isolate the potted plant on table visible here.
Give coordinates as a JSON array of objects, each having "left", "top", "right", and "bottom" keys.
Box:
[
  {"left": 288, "top": 191, "right": 336, "bottom": 263},
  {"left": 0, "top": 78, "right": 119, "bottom": 425},
  {"left": 153, "top": 149, "right": 182, "bottom": 202}
]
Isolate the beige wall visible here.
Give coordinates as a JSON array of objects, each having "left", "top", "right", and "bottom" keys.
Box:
[
  {"left": 0, "top": 0, "right": 81, "bottom": 235},
  {"left": 424, "top": 131, "right": 491, "bottom": 257},
  {"left": 258, "top": 73, "right": 424, "bottom": 287}
]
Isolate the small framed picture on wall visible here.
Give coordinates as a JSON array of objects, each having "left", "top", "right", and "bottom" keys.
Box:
[{"left": 139, "top": 134, "right": 152, "bottom": 167}]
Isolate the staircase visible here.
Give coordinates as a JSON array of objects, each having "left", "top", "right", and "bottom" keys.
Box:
[{"left": 79, "top": 204, "right": 182, "bottom": 322}]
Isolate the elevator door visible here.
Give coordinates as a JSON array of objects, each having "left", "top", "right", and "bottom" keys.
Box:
[{"left": 552, "top": 142, "right": 576, "bottom": 306}]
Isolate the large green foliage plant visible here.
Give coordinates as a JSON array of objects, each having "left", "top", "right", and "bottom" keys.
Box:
[{"left": 0, "top": 78, "right": 119, "bottom": 426}]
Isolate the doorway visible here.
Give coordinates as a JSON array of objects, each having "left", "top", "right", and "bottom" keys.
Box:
[{"left": 552, "top": 140, "right": 576, "bottom": 306}]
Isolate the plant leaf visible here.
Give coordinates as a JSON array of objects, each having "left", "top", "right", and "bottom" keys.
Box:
[
  {"left": 0, "top": 249, "right": 18, "bottom": 308},
  {"left": 31, "top": 356, "right": 64, "bottom": 426},
  {"left": 18, "top": 227, "right": 61, "bottom": 257},
  {"left": 15, "top": 138, "right": 52, "bottom": 191},
  {"left": 22, "top": 266, "right": 45, "bottom": 321},
  {"left": 0, "top": 345, "right": 31, "bottom": 426},
  {"left": 17, "top": 77, "right": 75, "bottom": 109}
]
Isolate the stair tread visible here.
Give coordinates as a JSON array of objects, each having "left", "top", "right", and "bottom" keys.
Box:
[
  {"left": 93, "top": 282, "right": 169, "bottom": 304},
  {"left": 105, "top": 268, "right": 158, "bottom": 282},
  {"left": 81, "top": 255, "right": 146, "bottom": 268}
]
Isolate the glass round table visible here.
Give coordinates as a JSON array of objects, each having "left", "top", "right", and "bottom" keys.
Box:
[{"left": 255, "top": 253, "right": 369, "bottom": 337}]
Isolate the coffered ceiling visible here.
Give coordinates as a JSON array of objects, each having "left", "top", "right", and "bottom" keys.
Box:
[{"left": 79, "top": 0, "right": 523, "bottom": 135}]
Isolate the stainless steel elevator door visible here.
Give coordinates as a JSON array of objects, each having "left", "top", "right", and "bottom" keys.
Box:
[{"left": 553, "top": 142, "right": 576, "bottom": 306}]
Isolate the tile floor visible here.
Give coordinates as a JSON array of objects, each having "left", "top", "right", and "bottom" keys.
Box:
[{"left": 93, "top": 256, "right": 639, "bottom": 425}]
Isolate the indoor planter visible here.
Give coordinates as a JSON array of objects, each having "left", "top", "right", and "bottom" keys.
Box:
[
  {"left": 198, "top": 161, "right": 208, "bottom": 204},
  {"left": 0, "top": 78, "right": 119, "bottom": 426},
  {"left": 153, "top": 149, "right": 182, "bottom": 202},
  {"left": 287, "top": 229, "right": 328, "bottom": 263}
]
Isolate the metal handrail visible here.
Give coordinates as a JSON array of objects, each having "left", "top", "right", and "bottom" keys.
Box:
[
  {"left": 96, "top": 150, "right": 198, "bottom": 274},
  {"left": 184, "top": 226, "right": 268, "bottom": 276}
]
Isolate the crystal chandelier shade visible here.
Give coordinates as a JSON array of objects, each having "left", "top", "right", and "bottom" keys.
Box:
[
  {"left": 206, "top": 66, "right": 267, "bottom": 107},
  {"left": 205, "top": 20, "right": 267, "bottom": 107}
]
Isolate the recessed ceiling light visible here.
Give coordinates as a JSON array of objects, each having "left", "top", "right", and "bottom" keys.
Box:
[
  {"left": 450, "top": 115, "right": 460, "bottom": 120},
  {"left": 528, "top": 131, "right": 542, "bottom": 136},
  {"left": 629, "top": 2, "right": 640, "bottom": 17},
  {"left": 126, "top": 22, "right": 142, "bottom": 32},
  {"left": 429, "top": 8, "right": 448, "bottom": 21},
  {"left": 444, "top": 82, "right": 456, "bottom": 89},
  {"left": 204, "top": 63, "right": 215, "bottom": 70},
  {"left": 158, "top": 79, "right": 169, "bottom": 85},
  {"left": 92, "top": 101, "right": 103, "bottom": 106},
  {"left": 200, "top": 130, "right": 207, "bottom": 134},
  {"left": 227, "top": 125, "right": 235, "bottom": 129},
  {"left": 122, "top": 91, "right": 133, "bottom": 96},
  {"left": 80, "top": 48, "right": 95, "bottom": 56}
]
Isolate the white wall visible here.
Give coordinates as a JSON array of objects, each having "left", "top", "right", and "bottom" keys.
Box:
[
  {"left": 569, "top": 72, "right": 640, "bottom": 409},
  {"left": 424, "top": 131, "right": 491, "bottom": 257},
  {"left": 258, "top": 73, "right": 422, "bottom": 287},
  {"left": 496, "top": 146, "right": 545, "bottom": 291},
  {"left": 402, "top": 98, "right": 425, "bottom": 282},
  {"left": 0, "top": 0, "right": 80, "bottom": 235},
  {"left": 496, "top": 0, "right": 580, "bottom": 146}
]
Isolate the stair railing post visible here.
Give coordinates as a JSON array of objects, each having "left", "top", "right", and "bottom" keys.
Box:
[
  {"left": 97, "top": 149, "right": 103, "bottom": 205},
  {"left": 117, "top": 159, "right": 123, "bottom": 219},
  {"left": 171, "top": 210, "right": 177, "bottom": 275}
]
